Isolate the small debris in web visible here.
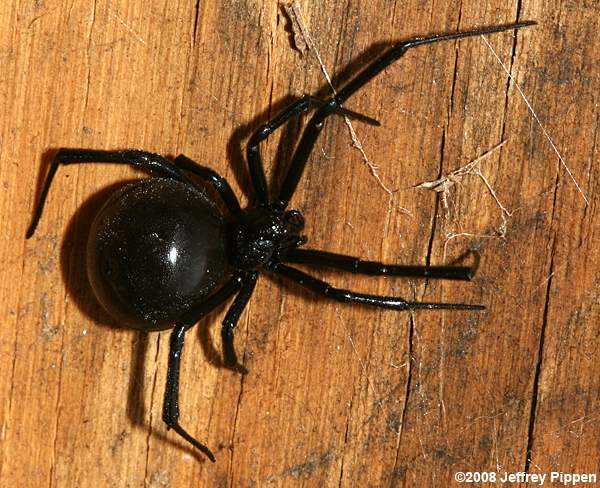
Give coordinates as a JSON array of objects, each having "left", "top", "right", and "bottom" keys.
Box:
[
  {"left": 283, "top": 3, "right": 309, "bottom": 55},
  {"left": 417, "top": 140, "right": 511, "bottom": 234}
]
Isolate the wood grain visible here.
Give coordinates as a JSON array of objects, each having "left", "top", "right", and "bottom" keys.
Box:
[{"left": 1, "top": 1, "right": 599, "bottom": 486}]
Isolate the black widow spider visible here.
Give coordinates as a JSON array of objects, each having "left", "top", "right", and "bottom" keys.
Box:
[{"left": 26, "top": 20, "right": 535, "bottom": 462}]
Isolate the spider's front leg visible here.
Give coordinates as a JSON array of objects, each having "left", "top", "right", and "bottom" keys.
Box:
[
  {"left": 246, "top": 95, "right": 378, "bottom": 205},
  {"left": 274, "top": 21, "right": 536, "bottom": 209}
]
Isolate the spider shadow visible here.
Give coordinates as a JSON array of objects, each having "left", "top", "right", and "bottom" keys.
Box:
[{"left": 53, "top": 175, "right": 131, "bottom": 329}]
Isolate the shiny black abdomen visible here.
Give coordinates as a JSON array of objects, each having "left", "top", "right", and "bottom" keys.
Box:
[{"left": 87, "top": 178, "right": 229, "bottom": 330}]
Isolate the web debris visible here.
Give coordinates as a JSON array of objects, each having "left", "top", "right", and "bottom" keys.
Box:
[
  {"left": 282, "top": 3, "right": 308, "bottom": 55},
  {"left": 417, "top": 140, "right": 510, "bottom": 234}
]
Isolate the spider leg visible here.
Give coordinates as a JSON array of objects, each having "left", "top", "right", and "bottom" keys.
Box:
[
  {"left": 163, "top": 276, "right": 244, "bottom": 462},
  {"left": 274, "top": 20, "right": 536, "bottom": 209},
  {"left": 273, "top": 263, "right": 484, "bottom": 311},
  {"left": 221, "top": 271, "right": 258, "bottom": 374},
  {"left": 283, "top": 248, "right": 480, "bottom": 280},
  {"left": 163, "top": 323, "right": 215, "bottom": 461},
  {"left": 26, "top": 149, "right": 193, "bottom": 238},
  {"left": 247, "top": 95, "right": 379, "bottom": 205},
  {"left": 173, "top": 154, "right": 241, "bottom": 215}
]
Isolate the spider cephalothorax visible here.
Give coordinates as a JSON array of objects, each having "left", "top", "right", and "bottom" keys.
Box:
[
  {"left": 227, "top": 207, "right": 306, "bottom": 270},
  {"left": 27, "top": 20, "right": 535, "bottom": 462}
]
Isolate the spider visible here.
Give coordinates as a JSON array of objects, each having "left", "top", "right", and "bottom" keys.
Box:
[{"left": 26, "top": 20, "right": 535, "bottom": 462}]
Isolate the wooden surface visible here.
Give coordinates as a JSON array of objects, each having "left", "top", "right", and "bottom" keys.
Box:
[{"left": 1, "top": 1, "right": 599, "bottom": 486}]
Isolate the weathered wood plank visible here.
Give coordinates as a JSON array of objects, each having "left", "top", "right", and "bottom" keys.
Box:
[{"left": 1, "top": 1, "right": 598, "bottom": 487}]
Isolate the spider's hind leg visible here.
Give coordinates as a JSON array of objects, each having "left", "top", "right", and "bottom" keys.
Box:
[
  {"left": 26, "top": 149, "right": 187, "bottom": 238},
  {"left": 163, "top": 323, "right": 216, "bottom": 462},
  {"left": 173, "top": 154, "right": 242, "bottom": 215},
  {"left": 162, "top": 276, "right": 244, "bottom": 462}
]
